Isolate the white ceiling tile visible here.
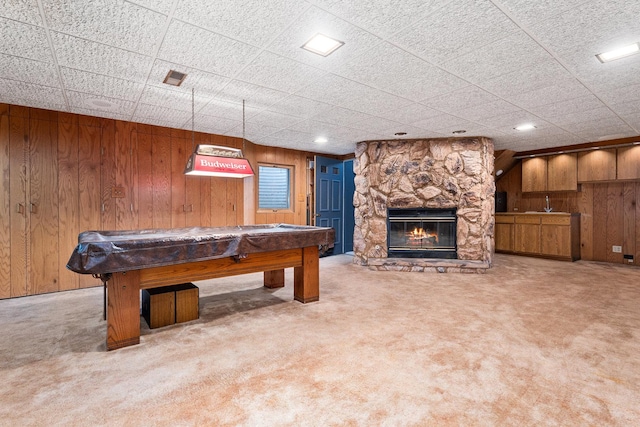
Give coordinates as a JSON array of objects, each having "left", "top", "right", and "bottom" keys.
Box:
[
  {"left": 226, "top": 121, "right": 282, "bottom": 141},
  {"left": 0, "top": 0, "right": 42, "bottom": 25},
  {"left": 454, "top": 100, "right": 522, "bottom": 123},
  {"left": 69, "top": 107, "right": 131, "bottom": 122},
  {"left": 609, "top": 99, "right": 640, "bottom": 116},
  {"left": 597, "top": 83, "right": 640, "bottom": 106},
  {"left": 214, "top": 81, "right": 289, "bottom": 110},
  {"left": 423, "top": 86, "right": 502, "bottom": 113},
  {"left": 267, "top": 95, "right": 334, "bottom": 119},
  {"left": 410, "top": 113, "right": 472, "bottom": 133},
  {"left": 248, "top": 110, "right": 304, "bottom": 129},
  {"left": 158, "top": 20, "right": 260, "bottom": 77},
  {"left": 138, "top": 85, "right": 211, "bottom": 112},
  {"left": 43, "top": 0, "right": 167, "bottom": 55},
  {"left": 309, "top": 106, "right": 375, "bottom": 127},
  {"left": 494, "top": 0, "right": 588, "bottom": 27},
  {"left": 478, "top": 59, "right": 574, "bottom": 97},
  {"left": 52, "top": 32, "right": 152, "bottom": 82},
  {"left": 549, "top": 107, "right": 621, "bottom": 127},
  {"left": 383, "top": 103, "right": 443, "bottom": 124},
  {"left": 235, "top": 51, "right": 327, "bottom": 94},
  {"left": 441, "top": 32, "right": 553, "bottom": 83},
  {"left": 348, "top": 116, "right": 404, "bottom": 135},
  {"left": 198, "top": 99, "right": 252, "bottom": 121},
  {"left": 527, "top": 0, "right": 640, "bottom": 57},
  {"left": 195, "top": 116, "right": 240, "bottom": 136},
  {"left": 309, "top": 0, "right": 453, "bottom": 39},
  {"left": 392, "top": 71, "right": 470, "bottom": 102},
  {"left": 265, "top": 6, "right": 382, "bottom": 73},
  {"left": 133, "top": 103, "right": 191, "bottom": 124},
  {"left": 67, "top": 90, "right": 136, "bottom": 116},
  {"left": 528, "top": 94, "right": 607, "bottom": 119},
  {"left": 0, "top": 53, "right": 59, "bottom": 87},
  {"left": 508, "top": 80, "right": 594, "bottom": 110},
  {"left": 338, "top": 42, "right": 439, "bottom": 89},
  {"left": 573, "top": 126, "right": 637, "bottom": 142},
  {"left": 0, "top": 17, "right": 52, "bottom": 61},
  {"left": 619, "top": 114, "right": 640, "bottom": 132},
  {"left": 60, "top": 67, "right": 143, "bottom": 101},
  {"left": 391, "top": 0, "right": 520, "bottom": 64},
  {"left": 264, "top": 128, "right": 315, "bottom": 145},
  {"left": 174, "top": 0, "right": 307, "bottom": 47},
  {"left": 126, "top": 0, "right": 175, "bottom": 15},
  {"left": 344, "top": 88, "right": 413, "bottom": 116},
  {"left": 0, "top": 78, "right": 65, "bottom": 106}
]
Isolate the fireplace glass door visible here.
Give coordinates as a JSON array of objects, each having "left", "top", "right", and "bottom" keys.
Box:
[{"left": 387, "top": 208, "right": 457, "bottom": 258}]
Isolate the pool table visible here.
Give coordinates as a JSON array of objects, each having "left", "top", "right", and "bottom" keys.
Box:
[{"left": 67, "top": 224, "right": 335, "bottom": 350}]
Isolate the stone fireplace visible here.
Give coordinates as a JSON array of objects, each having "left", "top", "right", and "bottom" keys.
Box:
[{"left": 353, "top": 137, "right": 495, "bottom": 273}]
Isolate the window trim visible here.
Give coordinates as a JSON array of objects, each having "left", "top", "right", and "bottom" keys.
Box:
[{"left": 257, "top": 163, "right": 295, "bottom": 213}]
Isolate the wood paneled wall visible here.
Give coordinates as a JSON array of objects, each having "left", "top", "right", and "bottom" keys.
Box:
[
  {"left": 497, "top": 161, "right": 640, "bottom": 265},
  {"left": 0, "top": 104, "right": 315, "bottom": 298}
]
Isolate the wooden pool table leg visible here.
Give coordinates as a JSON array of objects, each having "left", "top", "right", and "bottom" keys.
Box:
[
  {"left": 263, "top": 269, "right": 285, "bottom": 288},
  {"left": 106, "top": 270, "right": 141, "bottom": 351},
  {"left": 294, "top": 245, "right": 319, "bottom": 303}
]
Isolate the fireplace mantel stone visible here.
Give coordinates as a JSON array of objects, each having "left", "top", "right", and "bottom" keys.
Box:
[{"left": 353, "top": 137, "right": 495, "bottom": 272}]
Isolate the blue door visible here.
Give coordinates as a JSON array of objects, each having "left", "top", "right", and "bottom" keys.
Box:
[
  {"left": 315, "top": 156, "right": 343, "bottom": 255},
  {"left": 343, "top": 159, "right": 355, "bottom": 253}
]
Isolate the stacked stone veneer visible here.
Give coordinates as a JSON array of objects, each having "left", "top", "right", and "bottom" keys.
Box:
[{"left": 353, "top": 137, "right": 495, "bottom": 272}]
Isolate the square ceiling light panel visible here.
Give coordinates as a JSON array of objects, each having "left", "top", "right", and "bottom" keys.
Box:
[
  {"left": 301, "top": 33, "right": 344, "bottom": 56},
  {"left": 596, "top": 42, "right": 640, "bottom": 63}
]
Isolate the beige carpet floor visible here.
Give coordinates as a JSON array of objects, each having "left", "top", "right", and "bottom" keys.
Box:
[{"left": 0, "top": 254, "right": 639, "bottom": 426}]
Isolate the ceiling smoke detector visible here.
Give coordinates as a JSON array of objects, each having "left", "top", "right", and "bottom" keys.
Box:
[{"left": 163, "top": 70, "right": 187, "bottom": 86}]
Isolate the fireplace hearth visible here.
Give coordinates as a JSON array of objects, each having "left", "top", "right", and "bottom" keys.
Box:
[{"left": 387, "top": 208, "right": 457, "bottom": 259}]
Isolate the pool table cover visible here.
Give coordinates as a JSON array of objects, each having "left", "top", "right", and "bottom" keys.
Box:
[{"left": 67, "top": 224, "right": 335, "bottom": 275}]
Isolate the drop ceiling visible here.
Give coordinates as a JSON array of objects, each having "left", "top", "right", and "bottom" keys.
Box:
[{"left": 1, "top": 0, "right": 639, "bottom": 155}]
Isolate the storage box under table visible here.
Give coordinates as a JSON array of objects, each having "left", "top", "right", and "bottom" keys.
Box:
[{"left": 142, "top": 283, "right": 199, "bottom": 329}]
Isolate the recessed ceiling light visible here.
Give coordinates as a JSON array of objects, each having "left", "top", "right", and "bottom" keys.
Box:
[
  {"left": 163, "top": 69, "right": 187, "bottom": 86},
  {"left": 314, "top": 137, "right": 328, "bottom": 143},
  {"left": 301, "top": 33, "right": 344, "bottom": 57},
  {"left": 452, "top": 130, "right": 466, "bottom": 134},
  {"left": 394, "top": 132, "right": 407, "bottom": 136},
  {"left": 596, "top": 42, "right": 640, "bottom": 63},
  {"left": 515, "top": 124, "right": 536, "bottom": 131}
]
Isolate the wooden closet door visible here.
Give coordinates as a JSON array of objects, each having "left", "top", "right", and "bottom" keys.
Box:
[
  {"left": 28, "top": 117, "right": 59, "bottom": 295},
  {"left": 8, "top": 113, "right": 29, "bottom": 297}
]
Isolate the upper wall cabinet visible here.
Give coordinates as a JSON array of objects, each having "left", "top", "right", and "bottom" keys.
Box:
[
  {"left": 522, "top": 154, "right": 577, "bottom": 192},
  {"left": 617, "top": 145, "right": 640, "bottom": 180},
  {"left": 521, "top": 157, "right": 547, "bottom": 192},
  {"left": 577, "top": 148, "right": 616, "bottom": 182},
  {"left": 547, "top": 153, "right": 578, "bottom": 191}
]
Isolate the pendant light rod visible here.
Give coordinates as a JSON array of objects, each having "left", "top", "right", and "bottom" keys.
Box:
[{"left": 191, "top": 87, "right": 195, "bottom": 151}]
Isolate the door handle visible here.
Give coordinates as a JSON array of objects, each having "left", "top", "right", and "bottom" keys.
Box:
[
  {"left": 30, "top": 203, "right": 36, "bottom": 214},
  {"left": 16, "top": 203, "right": 25, "bottom": 215},
  {"left": 315, "top": 214, "right": 320, "bottom": 217}
]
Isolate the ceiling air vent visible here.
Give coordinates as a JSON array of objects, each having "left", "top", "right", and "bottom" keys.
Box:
[{"left": 163, "top": 70, "right": 187, "bottom": 86}]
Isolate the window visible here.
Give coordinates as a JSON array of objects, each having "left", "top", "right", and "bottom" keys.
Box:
[{"left": 258, "top": 164, "right": 293, "bottom": 210}]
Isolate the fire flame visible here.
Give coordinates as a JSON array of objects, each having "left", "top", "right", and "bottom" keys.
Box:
[{"left": 410, "top": 227, "right": 438, "bottom": 243}]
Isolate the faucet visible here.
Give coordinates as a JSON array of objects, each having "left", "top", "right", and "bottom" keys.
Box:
[{"left": 544, "top": 195, "right": 553, "bottom": 212}]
